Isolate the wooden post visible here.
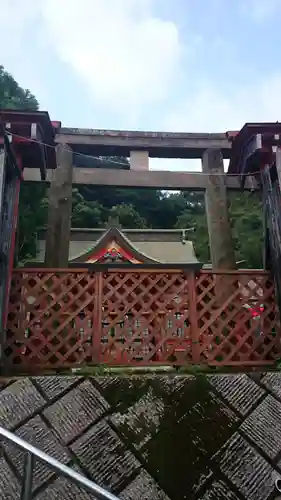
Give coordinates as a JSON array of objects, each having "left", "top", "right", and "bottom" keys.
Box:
[
  {"left": 202, "top": 148, "right": 236, "bottom": 269},
  {"left": 0, "top": 148, "right": 6, "bottom": 368},
  {"left": 202, "top": 149, "right": 237, "bottom": 307},
  {"left": 187, "top": 271, "right": 200, "bottom": 363},
  {"left": 130, "top": 150, "right": 149, "bottom": 170},
  {"left": 0, "top": 148, "right": 6, "bottom": 222},
  {"left": 92, "top": 272, "right": 103, "bottom": 364},
  {"left": 45, "top": 144, "right": 73, "bottom": 267},
  {"left": 275, "top": 148, "right": 281, "bottom": 189}
]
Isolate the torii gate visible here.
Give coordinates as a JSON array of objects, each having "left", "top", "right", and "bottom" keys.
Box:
[{"left": 20, "top": 122, "right": 257, "bottom": 270}]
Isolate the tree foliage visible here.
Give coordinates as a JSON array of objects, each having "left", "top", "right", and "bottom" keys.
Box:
[
  {"left": 0, "top": 66, "right": 48, "bottom": 262},
  {"left": 176, "top": 191, "right": 263, "bottom": 267},
  {"left": 109, "top": 203, "right": 147, "bottom": 228},
  {"left": 0, "top": 66, "right": 38, "bottom": 110},
  {"left": 1, "top": 66, "right": 264, "bottom": 268}
]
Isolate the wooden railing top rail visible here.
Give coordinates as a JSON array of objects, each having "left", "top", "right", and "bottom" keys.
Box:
[
  {"left": 200, "top": 269, "right": 270, "bottom": 275},
  {"left": 13, "top": 267, "right": 271, "bottom": 275}
]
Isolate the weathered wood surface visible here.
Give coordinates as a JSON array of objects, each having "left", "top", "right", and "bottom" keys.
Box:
[
  {"left": 202, "top": 149, "right": 236, "bottom": 270},
  {"left": 44, "top": 144, "right": 73, "bottom": 267},
  {"left": 5, "top": 269, "right": 279, "bottom": 370},
  {"left": 23, "top": 167, "right": 258, "bottom": 190},
  {"left": 56, "top": 129, "right": 232, "bottom": 159},
  {"left": 0, "top": 373, "right": 280, "bottom": 499}
]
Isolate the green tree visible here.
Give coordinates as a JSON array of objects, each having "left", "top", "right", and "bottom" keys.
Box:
[
  {"left": 229, "top": 192, "right": 263, "bottom": 268},
  {"left": 175, "top": 191, "right": 263, "bottom": 267},
  {"left": 175, "top": 204, "right": 209, "bottom": 262},
  {"left": 18, "top": 186, "right": 48, "bottom": 261},
  {"left": 158, "top": 192, "right": 187, "bottom": 228},
  {"left": 109, "top": 203, "right": 147, "bottom": 228},
  {"left": 0, "top": 66, "right": 38, "bottom": 110},
  {"left": 0, "top": 66, "right": 48, "bottom": 263},
  {"left": 71, "top": 189, "right": 103, "bottom": 228}
]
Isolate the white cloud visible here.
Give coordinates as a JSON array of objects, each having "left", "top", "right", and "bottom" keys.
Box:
[
  {"left": 40, "top": 0, "right": 182, "bottom": 121},
  {"left": 1, "top": 0, "right": 281, "bottom": 177},
  {"left": 241, "top": 0, "right": 281, "bottom": 22},
  {"left": 152, "top": 74, "right": 281, "bottom": 172},
  {"left": 0, "top": 0, "right": 38, "bottom": 52},
  {"left": 163, "top": 74, "right": 281, "bottom": 133},
  {"left": 0, "top": 1, "right": 51, "bottom": 107}
]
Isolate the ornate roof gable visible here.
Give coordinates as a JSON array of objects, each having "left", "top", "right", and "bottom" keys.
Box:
[{"left": 71, "top": 227, "right": 158, "bottom": 264}]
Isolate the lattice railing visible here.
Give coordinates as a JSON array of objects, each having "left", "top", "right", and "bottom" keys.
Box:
[
  {"left": 196, "top": 271, "right": 280, "bottom": 366},
  {"left": 5, "top": 270, "right": 98, "bottom": 368},
  {"left": 3, "top": 268, "right": 281, "bottom": 372},
  {"left": 100, "top": 270, "right": 192, "bottom": 365}
]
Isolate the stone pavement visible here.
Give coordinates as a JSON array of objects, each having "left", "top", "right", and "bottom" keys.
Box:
[{"left": 1, "top": 373, "right": 281, "bottom": 499}]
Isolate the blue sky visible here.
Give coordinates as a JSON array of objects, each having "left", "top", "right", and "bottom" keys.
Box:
[{"left": 1, "top": 0, "right": 281, "bottom": 170}]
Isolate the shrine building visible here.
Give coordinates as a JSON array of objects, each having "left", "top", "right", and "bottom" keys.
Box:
[{"left": 30, "top": 224, "right": 200, "bottom": 266}]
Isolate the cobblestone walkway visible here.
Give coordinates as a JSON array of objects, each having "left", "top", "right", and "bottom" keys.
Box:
[{"left": 1, "top": 373, "right": 281, "bottom": 499}]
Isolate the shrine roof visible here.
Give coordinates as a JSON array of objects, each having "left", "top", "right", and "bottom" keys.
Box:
[{"left": 35, "top": 227, "right": 199, "bottom": 265}]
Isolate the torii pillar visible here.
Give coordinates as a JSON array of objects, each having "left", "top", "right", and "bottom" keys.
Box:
[
  {"left": 202, "top": 148, "right": 236, "bottom": 270},
  {"left": 45, "top": 144, "right": 73, "bottom": 267}
]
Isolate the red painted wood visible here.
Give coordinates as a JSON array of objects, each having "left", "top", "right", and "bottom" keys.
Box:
[{"left": 4, "top": 269, "right": 280, "bottom": 371}]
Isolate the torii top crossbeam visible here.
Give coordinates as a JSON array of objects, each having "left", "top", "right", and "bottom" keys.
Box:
[
  {"left": 56, "top": 127, "right": 232, "bottom": 159},
  {"left": 1, "top": 109, "right": 272, "bottom": 191}
]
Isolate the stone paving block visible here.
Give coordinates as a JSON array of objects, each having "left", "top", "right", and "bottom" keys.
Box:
[
  {"left": 154, "top": 375, "right": 195, "bottom": 396},
  {"left": 0, "top": 378, "right": 14, "bottom": 391},
  {"left": 262, "top": 372, "right": 281, "bottom": 400},
  {"left": 95, "top": 376, "right": 153, "bottom": 411},
  {"left": 120, "top": 469, "right": 171, "bottom": 500},
  {"left": 213, "top": 433, "right": 275, "bottom": 500},
  {"left": 240, "top": 394, "right": 281, "bottom": 459},
  {"left": 33, "top": 375, "right": 82, "bottom": 400},
  {"left": 140, "top": 384, "right": 237, "bottom": 499},
  {"left": 95, "top": 376, "right": 120, "bottom": 390},
  {"left": 3, "top": 415, "right": 70, "bottom": 492},
  {"left": 157, "top": 374, "right": 238, "bottom": 426},
  {"left": 0, "top": 456, "right": 20, "bottom": 499},
  {"left": 248, "top": 372, "right": 267, "bottom": 383},
  {"left": 36, "top": 473, "right": 96, "bottom": 500},
  {"left": 2, "top": 373, "right": 280, "bottom": 500},
  {"left": 0, "top": 378, "right": 45, "bottom": 430},
  {"left": 142, "top": 432, "right": 212, "bottom": 500},
  {"left": 208, "top": 374, "right": 265, "bottom": 416},
  {"left": 199, "top": 480, "right": 240, "bottom": 499},
  {"left": 43, "top": 379, "right": 110, "bottom": 444},
  {"left": 70, "top": 419, "right": 141, "bottom": 492},
  {"left": 35, "top": 463, "right": 96, "bottom": 500},
  {"left": 110, "top": 386, "right": 165, "bottom": 450}
]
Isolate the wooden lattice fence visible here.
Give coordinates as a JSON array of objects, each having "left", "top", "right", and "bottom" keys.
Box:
[{"left": 3, "top": 268, "right": 281, "bottom": 372}]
